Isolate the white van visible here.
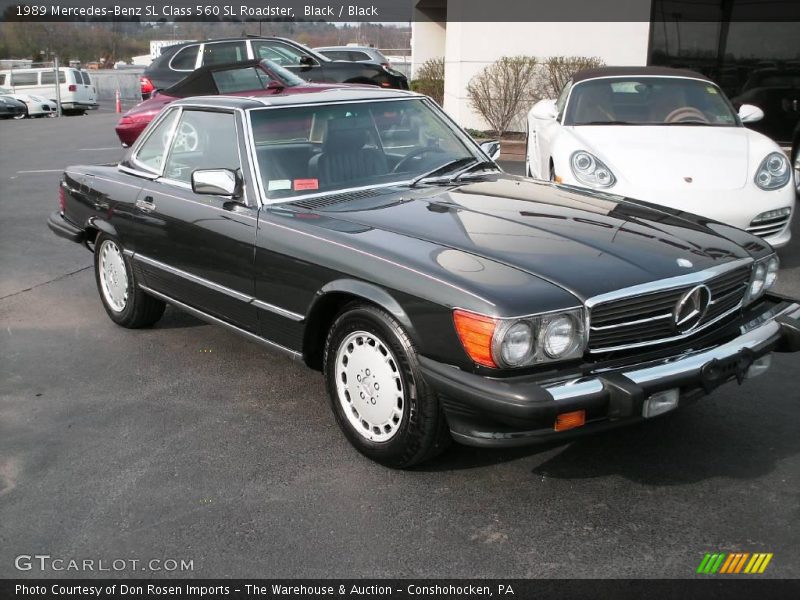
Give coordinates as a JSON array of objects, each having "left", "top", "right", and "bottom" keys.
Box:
[{"left": 0, "top": 67, "right": 98, "bottom": 114}]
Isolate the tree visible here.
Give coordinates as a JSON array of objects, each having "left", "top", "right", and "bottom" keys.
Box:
[
  {"left": 539, "top": 56, "right": 605, "bottom": 98},
  {"left": 466, "top": 55, "right": 538, "bottom": 137},
  {"left": 410, "top": 57, "right": 444, "bottom": 105}
]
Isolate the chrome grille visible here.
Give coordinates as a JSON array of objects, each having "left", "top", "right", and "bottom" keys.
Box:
[
  {"left": 588, "top": 264, "right": 751, "bottom": 353},
  {"left": 746, "top": 215, "right": 790, "bottom": 239}
]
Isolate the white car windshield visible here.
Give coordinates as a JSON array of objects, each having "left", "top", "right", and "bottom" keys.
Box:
[
  {"left": 250, "top": 98, "right": 481, "bottom": 200},
  {"left": 565, "top": 77, "right": 739, "bottom": 126}
]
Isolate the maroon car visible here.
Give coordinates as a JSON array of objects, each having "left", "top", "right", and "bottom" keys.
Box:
[{"left": 116, "top": 59, "right": 340, "bottom": 146}]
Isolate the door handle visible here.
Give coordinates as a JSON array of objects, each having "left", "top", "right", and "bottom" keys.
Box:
[{"left": 136, "top": 195, "right": 156, "bottom": 212}]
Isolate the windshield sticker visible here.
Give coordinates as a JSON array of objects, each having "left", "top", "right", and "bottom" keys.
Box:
[
  {"left": 268, "top": 179, "right": 292, "bottom": 191},
  {"left": 707, "top": 87, "right": 718, "bottom": 94},
  {"left": 294, "top": 178, "right": 319, "bottom": 191}
]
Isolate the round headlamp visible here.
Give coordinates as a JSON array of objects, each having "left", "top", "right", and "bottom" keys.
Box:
[
  {"left": 755, "top": 152, "right": 790, "bottom": 190},
  {"left": 749, "top": 262, "right": 766, "bottom": 298},
  {"left": 764, "top": 255, "right": 779, "bottom": 290},
  {"left": 496, "top": 321, "right": 534, "bottom": 367},
  {"left": 570, "top": 150, "right": 616, "bottom": 188},
  {"left": 542, "top": 315, "right": 579, "bottom": 359}
]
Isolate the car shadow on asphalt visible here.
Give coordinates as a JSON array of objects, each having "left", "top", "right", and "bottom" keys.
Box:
[
  {"left": 151, "top": 306, "right": 206, "bottom": 329},
  {"left": 420, "top": 400, "right": 799, "bottom": 485}
]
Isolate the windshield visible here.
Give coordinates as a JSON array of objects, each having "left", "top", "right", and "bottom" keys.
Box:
[
  {"left": 250, "top": 98, "right": 481, "bottom": 200},
  {"left": 262, "top": 60, "right": 306, "bottom": 87},
  {"left": 565, "top": 77, "right": 739, "bottom": 126}
]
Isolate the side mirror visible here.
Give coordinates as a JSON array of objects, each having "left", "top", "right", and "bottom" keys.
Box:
[
  {"left": 479, "top": 140, "right": 501, "bottom": 161},
  {"left": 191, "top": 169, "right": 242, "bottom": 198},
  {"left": 530, "top": 99, "right": 558, "bottom": 120},
  {"left": 299, "top": 56, "right": 316, "bottom": 67},
  {"left": 738, "top": 103, "right": 764, "bottom": 123}
]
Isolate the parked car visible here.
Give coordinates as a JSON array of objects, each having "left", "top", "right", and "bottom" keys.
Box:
[
  {"left": 0, "top": 67, "right": 97, "bottom": 115},
  {"left": 48, "top": 89, "right": 800, "bottom": 468},
  {"left": 527, "top": 66, "right": 796, "bottom": 248},
  {"left": 140, "top": 37, "right": 408, "bottom": 99},
  {"left": 116, "top": 59, "right": 340, "bottom": 146},
  {"left": 732, "top": 67, "right": 800, "bottom": 145},
  {"left": 0, "top": 94, "right": 27, "bottom": 119},
  {"left": 0, "top": 87, "right": 56, "bottom": 117},
  {"left": 314, "top": 45, "right": 393, "bottom": 67},
  {"left": 792, "top": 120, "right": 800, "bottom": 195}
]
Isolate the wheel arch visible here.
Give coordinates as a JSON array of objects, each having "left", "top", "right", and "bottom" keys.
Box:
[
  {"left": 301, "top": 279, "right": 417, "bottom": 371},
  {"left": 84, "top": 216, "right": 119, "bottom": 246}
]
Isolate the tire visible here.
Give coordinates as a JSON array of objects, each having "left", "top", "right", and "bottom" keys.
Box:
[
  {"left": 792, "top": 143, "right": 799, "bottom": 196},
  {"left": 94, "top": 234, "right": 165, "bottom": 328},
  {"left": 323, "top": 303, "right": 451, "bottom": 468},
  {"left": 13, "top": 108, "right": 27, "bottom": 120}
]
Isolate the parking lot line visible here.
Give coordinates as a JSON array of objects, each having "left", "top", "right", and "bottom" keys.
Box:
[{"left": 16, "top": 169, "right": 63, "bottom": 174}]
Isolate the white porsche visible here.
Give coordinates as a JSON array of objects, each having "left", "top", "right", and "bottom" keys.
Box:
[{"left": 526, "top": 66, "right": 795, "bottom": 248}]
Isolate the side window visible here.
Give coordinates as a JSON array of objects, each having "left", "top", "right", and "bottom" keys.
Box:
[
  {"left": 349, "top": 51, "right": 371, "bottom": 61},
  {"left": 133, "top": 109, "right": 180, "bottom": 173},
  {"left": 201, "top": 42, "right": 247, "bottom": 67},
  {"left": 555, "top": 81, "right": 572, "bottom": 119},
  {"left": 11, "top": 72, "right": 38, "bottom": 85},
  {"left": 163, "top": 110, "right": 240, "bottom": 184},
  {"left": 212, "top": 67, "right": 272, "bottom": 93},
  {"left": 322, "top": 50, "right": 348, "bottom": 61},
  {"left": 252, "top": 41, "right": 309, "bottom": 66},
  {"left": 0, "top": 74, "right": 5, "bottom": 85},
  {"left": 41, "top": 71, "right": 66, "bottom": 85},
  {"left": 170, "top": 45, "right": 199, "bottom": 71}
]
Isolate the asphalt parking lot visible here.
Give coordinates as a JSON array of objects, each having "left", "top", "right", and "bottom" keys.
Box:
[{"left": 1, "top": 110, "right": 799, "bottom": 579}]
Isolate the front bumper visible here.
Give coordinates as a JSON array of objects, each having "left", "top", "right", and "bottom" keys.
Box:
[{"left": 421, "top": 296, "right": 800, "bottom": 447}]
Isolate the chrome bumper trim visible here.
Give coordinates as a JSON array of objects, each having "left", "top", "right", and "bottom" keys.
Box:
[{"left": 546, "top": 302, "right": 800, "bottom": 402}]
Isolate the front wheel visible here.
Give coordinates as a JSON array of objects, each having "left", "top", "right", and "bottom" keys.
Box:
[
  {"left": 793, "top": 144, "right": 799, "bottom": 195},
  {"left": 94, "top": 234, "right": 165, "bottom": 328},
  {"left": 323, "top": 303, "right": 450, "bottom": 468}
]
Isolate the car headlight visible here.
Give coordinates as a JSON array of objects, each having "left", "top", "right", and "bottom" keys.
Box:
[
  {"left": 754, "top": 152, "right": 790, "bottom": 190},
  {"left": 454, "top": 308, "right": 586, "bottom": 368},
  {"left": 570, "top": 150, "right": 616, "bottom": 188},
  {"left": 744, "top": 254, "right": 779, "bottom": 305}
]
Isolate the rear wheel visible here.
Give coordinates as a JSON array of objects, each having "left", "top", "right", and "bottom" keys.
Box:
[
  {"left": 94, "top": 234, "right": 165, "bottom": 328},
  {"left": 323, "top": 303, "right": 450, "bottom": 468},
  {"left": 792, "top": 143, "right": 799, "bottom": 195}
]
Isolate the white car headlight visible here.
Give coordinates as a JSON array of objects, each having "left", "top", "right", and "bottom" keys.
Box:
[
  {"left": 570, "top": 150, "right": 616, "bottom": 188},
  {"left": 754, "top": 152, "right": 790, "bottom": 190},
  {"left": 495, "top": 321, "right": 535, "bottom": 366},
  {"left": 744, "top": 254, "right": 779, "bottom": 305}
]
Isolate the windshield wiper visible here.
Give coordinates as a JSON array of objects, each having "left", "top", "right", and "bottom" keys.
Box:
[
  {"left": 450, "top": 159, "right": 499, "bottom": 182},
  {"left": 409, "top": 157, "right": 476, "bottom": 187},
  {"left": 577, "top": 120, "right": 636, "bottom": 125}
]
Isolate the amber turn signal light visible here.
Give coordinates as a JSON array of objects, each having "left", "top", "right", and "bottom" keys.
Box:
[
  {"left": 554, "top": 410, "right": 585, "bottom": 432},
  {"left": 453, "top": 309, "right": 498, "bottom": 368}
]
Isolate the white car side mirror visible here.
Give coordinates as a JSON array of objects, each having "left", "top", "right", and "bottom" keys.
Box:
[
  {"left": 738, "top": 104, "right": 764, "bottom": 124},
  {"left": 530, "top": 99, "right": 558, "bottom": 120}
]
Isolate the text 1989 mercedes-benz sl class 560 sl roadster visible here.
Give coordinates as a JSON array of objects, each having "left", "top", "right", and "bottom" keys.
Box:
[{"left": 48, "top": 88, "right": 800, "bottom": 468}]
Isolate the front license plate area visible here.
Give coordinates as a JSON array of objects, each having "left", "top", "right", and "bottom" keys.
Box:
[{"left": 700, "top": 349, "right": 755, "bottom": 393}]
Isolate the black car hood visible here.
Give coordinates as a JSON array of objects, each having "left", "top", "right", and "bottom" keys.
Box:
[{"left": 315, "top": 176, "right": 763, "bottom": 301}]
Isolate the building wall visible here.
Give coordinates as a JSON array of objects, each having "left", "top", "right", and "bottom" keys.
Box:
[{"left": 441, "top": 21, "right": 651, "bottom": 130}]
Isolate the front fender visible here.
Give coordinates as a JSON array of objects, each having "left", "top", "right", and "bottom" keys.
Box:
[{"left": 314, "top": 278, "right": 417, "bottom": 340}]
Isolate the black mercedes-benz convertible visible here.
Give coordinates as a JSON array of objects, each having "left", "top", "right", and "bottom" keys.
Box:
[{"left": 48, "top": 88, "right": 800, "bottom": 467}]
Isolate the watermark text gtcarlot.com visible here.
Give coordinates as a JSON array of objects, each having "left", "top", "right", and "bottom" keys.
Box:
[{"left": 14, "top": 555, "right": 194, "bottom": 572}]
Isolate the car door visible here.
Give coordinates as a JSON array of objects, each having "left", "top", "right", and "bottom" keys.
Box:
[
  {"left": 125, "top": 106, "right": 260, "bottom": 332},
  {"left": 250, "top": 40, "right": 326, "bottom": 82}
]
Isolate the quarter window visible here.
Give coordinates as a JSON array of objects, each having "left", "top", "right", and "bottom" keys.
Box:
[
  {"left": 163, "top": 110, "right": 240, "bottom": 184},
  {"left": 202, "top": 42, "right": 247, "bottom": 67},
  {"left": 170, "top": 45, "right": 199, "bottom": 71},
  {"left": 133, "top": 110, "right": 180, "bottom": 173}
]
